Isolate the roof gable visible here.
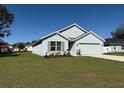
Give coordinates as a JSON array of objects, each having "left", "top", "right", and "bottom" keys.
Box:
[
  {"left": 59, "top": 23, "right": 87, "bottom": 33},
  {"left": 59, "top": 23, "right": 87, "bottom": 39},
  {"left": 33, "top": 32, "right": 69, "bottom": 47},
  {"left": 75, "top": 31, "right": 105, "bottom": 42}
]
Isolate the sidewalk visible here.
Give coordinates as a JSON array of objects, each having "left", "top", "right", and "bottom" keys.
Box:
[{"left": 84, "top": 55, "right": 124, "bottom": 62}]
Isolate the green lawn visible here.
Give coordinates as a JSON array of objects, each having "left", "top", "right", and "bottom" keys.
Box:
[
  {"left": 0, "top": 52, "right": 124, "bottom": 88},
  {"left": 105, "top": 52, "right": 124, "bottom": 56}
]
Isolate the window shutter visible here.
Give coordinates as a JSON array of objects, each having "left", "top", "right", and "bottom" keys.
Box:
[
  {"left": 62, "top": 42, "right": 64, "bottom": 51},
  {"left": 48, "top": 41, "right": 50, "bottom": 52}
]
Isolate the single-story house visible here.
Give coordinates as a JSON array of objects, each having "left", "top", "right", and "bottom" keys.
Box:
[
  {"left": 12, "top": 47, "right": 19, "bottom": 52},
  {"left": 104, "top": 46, "right": 112, "bottom": 53},
  {"left": 32, "top": 23, "right": 105, "bottom": 56},
  {"left": 25, "top": 44, "right": 33, "bottom": 51},
  {"left": 104, "top": 38, "right": 124, "bottom": 53},
  {"left": 0, "top": 45, "right": 9, "bottom": 53},
  {"left": 0, "top": 38, "right": 11, "bottom": 53}
]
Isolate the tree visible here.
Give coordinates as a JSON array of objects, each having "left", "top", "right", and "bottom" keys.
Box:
[
  {"left": 13, "top": 43, "right": 25, "bottom": 51},
  {"left": 0, "top": 5, "right": 14, "bottom": 38},
  {"left": 25, "top": 42, "right": 30, "bottom": 45},
  {"left": 111, "top": 24, "right": 124, "bottom": 39},
  {"left": 31, "top": 40, "right": 37, "bottom": 44}
]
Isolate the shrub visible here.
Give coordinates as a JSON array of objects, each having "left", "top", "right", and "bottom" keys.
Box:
[{"left": 44, "top": 51, "right": 72, "bottom": 58}]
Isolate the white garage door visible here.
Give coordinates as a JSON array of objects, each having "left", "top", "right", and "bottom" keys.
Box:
[{"left": 78, "top": 43, "right": 102, "bottom": 55}]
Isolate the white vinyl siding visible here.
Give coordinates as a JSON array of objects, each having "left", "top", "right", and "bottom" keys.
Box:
[
  {"left": 48, "top": 41, "right": 50, "bottom": 52},
  {"left": 110, "top": 45, "right": 124, "bottom": 52},
  {"left": 60, "top": 26, "right": 85, "bottom": 38},
  {"left": 73, "top": 33, "right": 104, "bottom": 55},
  {"left": 33, "top": 34, "right": 68, "bottom": 56}
]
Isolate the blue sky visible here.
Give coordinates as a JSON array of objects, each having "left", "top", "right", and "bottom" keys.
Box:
[{"left": 4, "top": 4, "right": 124, "bottom": 44}]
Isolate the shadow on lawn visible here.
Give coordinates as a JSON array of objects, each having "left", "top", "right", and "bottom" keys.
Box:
[{"left": 0, "top": 53, "right": 21, "bottom": 57}]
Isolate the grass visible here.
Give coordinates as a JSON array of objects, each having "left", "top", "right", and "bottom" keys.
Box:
[
  {"left": 105, "top": 52, "right": 124, "bottom": 56},
  {"left": 0, "top": 52, "right": 124, "bottom": 88}
]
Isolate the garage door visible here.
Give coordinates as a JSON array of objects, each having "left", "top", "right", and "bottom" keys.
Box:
[{"left": 78, "top": 43, "right": 102, "bottom": 55}]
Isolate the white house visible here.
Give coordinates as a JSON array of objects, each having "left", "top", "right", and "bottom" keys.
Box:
[
  {"left": 104, "top": 44, "right": 124, "bottom": 53},
  {"left": 104, "top": 46, "right": 112, "bottom": 53},
  {"left": 25, "top": 45, "right": 33, "bottom": 51},
  {"left": 104, "top": 38, "right": 124, "bottom": 53},
  {"left": 32, "top": 23, "right": 105, "bottom": 56}
]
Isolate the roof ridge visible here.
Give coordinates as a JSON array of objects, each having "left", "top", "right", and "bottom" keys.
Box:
[{"left": 58, "top": 23, "right": 87, "bottom": 33}]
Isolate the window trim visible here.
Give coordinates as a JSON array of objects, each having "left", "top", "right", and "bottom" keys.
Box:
[{"left": 50, "top": 41, "right": 62, "bottom": 51}]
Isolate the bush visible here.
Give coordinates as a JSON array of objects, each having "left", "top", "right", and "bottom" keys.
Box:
[{"left": 44, "top": 51, "right": 72, "bottom": 58}]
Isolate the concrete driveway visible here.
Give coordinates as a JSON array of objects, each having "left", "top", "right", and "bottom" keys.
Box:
[{"left": 84, "top": 55, "right": 124, "bottom": 62}]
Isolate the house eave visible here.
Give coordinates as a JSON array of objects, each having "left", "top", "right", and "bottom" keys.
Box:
[{"left": 32, "top": 32, "right": 70, "bottom": 47}]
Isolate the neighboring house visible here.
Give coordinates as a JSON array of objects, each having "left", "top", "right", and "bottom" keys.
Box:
[
  {"left": 32, "top": 23, "right": 105, "bottom": 56},
  {"left": 104, "top": 38, "right": 124, "bottom": 53},
  {"left": 104, "top": 46, "right": 112, "bottom": 53},
  {"left": 12, "top": 47, "right": 19, "bottom": 52},
  {"left": 0, "top": 45, "right": 9, "bottom": 53},
  {"left": 0, "top": 38, "right": 11, "bottom": 53},
  {"left": 12, "top": 47, "right": 26, "bottom": 52},
  {"left": 12, "top": 45, "right": 33, "bottom": 52},
  {"left": 25, "top": 44, "right": 33, "bottom": 51}
]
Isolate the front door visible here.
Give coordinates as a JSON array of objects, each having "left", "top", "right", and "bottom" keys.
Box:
[{"left": 69, "top": 42, "right": 74, "bottom": 51}]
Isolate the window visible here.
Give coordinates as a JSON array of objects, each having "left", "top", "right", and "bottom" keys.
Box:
[
  {"left": 50, "top": 41, "right": 61, "bottom": 51},
  {"left": 50, "top": 42, "right": 56, "bottom": 51},
  {"left": 121, "top": 45, "right": 124, "bottom": 50},
  {"left": 57, "top": 42, "right": 61, "bottom": 51}
]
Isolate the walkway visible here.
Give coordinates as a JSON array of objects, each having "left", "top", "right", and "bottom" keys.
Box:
[{"left": 84, "top": 55, "right": 124, "bottom": 62}]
